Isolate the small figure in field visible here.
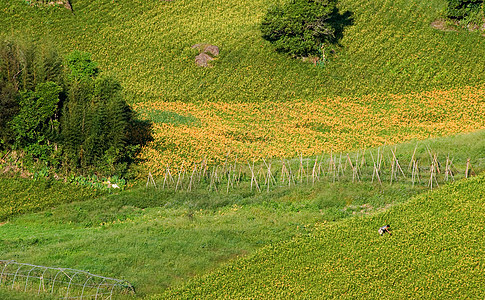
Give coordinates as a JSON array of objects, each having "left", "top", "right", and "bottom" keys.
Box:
[{"left": 378, "top": 224, "right": 392, "bottom": 236}]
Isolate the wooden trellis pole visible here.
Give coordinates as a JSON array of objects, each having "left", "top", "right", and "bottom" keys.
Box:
[
  {"left": 187, "top": 165, "right": 197, "bottom": 191},
  {"left": 360, "top": 148, "right": 367, "bottom": 169},
  {"left": 411, "top": 159, "right": 421, "bottom": 186},
  {"left": 312, "top": 157, "right": 319, "bottom": 185},
  {"left": 248, "top": 161, "right": 260, "bottom": 192},
  {"left": 328, "top": 153, "right": 337, "bottom": 182},
  {"left": 390, "top": 148, "right": 406, "bottom": 185},
  {"left": 175, "top": 164, "right": 184, "bottom": 192},
  {"left": 408, "top": 145, "right": 418, "bottom": 172},
  {"left": 146, "top": 172, "right": 156, "bottom": 188},
  {"left": 286, "top": 160, "right": 296, "bottom": 187},
  {"left": 209, "top": 166, "right": 218, "bottom": 192},
  {"left": 444, "top": 155, "right": 454, "bottom": 182},
  {"left": 428, "top": 161, "right": 438, "bottom": 190},
  {"left": 465, "top": 158, "right": 473, "bottom": 178},
  {"left": 262, "top": 158, "right": 277, "bottom": 192},
  {"left": 226, "top": 165, "right": 233, "bottom": 193},
  {"left": 297, "top": 154, "right": 306, "bottom": 184},
  {"left": 280, "top": 160, "right": 289, "bottom": 184},
  {"left": 369, "top": 150, "right": 382, "bottom": 186},
  {"left": 162, "top": 164, "right": 175, "bottom": 189}
]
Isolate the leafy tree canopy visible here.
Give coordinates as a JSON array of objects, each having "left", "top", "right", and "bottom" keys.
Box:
[
  {"left": 65, "top": 50, "right": 99, "bottom": 81},
  {"left": 445, "top": 0, "right": 484, "bottom": 21},
  {"left": 261, "top": 0, "right": 338, "bottom": 57},
  {"left": 0, "top": 39, "right": 151, "bottom": 177}
]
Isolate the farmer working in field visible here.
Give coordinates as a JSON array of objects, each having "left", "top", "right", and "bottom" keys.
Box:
[{"left": 378, "top": 224, "right": 392, "bottom": 236}]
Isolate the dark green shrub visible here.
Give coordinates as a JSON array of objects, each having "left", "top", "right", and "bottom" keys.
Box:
[
  {"left": 445, "top": 0, "right": 483, "bottom": 19},
  {"left": 11, "top": 81, "right": 62, "bottom": 160},
  {"left": 0, "top": 38, "right": 62, "bottom": 150},
  {"left": 261, "top": 0, "right": 338, "bottom": 57},
  {"left": 0, "top": 40, "right": 151, "bottom": 177},
  {"left": 60, "top": 52, "right": 144, "bottom": 176}
]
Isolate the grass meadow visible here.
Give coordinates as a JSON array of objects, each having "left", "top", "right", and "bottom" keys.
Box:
[
  {"left": 160, "top": 172, "right": 485, "bottom": 299},
  {"left": 0, "top": 131, "right": 484, "bottom": 298}
]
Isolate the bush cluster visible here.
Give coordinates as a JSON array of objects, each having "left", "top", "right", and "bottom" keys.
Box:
[
  {"left": 0, "top": 38, "right": 150, "bottom": 177},
  {"left": 261, "top": 0, "right": 338, "bottom": 57},
  {"left": 445, "top": 0, "right": 485, "bottom": 23}
]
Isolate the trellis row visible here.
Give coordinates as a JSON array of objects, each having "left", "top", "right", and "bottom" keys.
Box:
[{"left": 146, "top": 147, "right": 479, "bottom": 192}]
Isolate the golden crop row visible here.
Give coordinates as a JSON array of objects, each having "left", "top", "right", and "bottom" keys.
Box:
[{"left": 134, "top": 85, "right": 485, "bottom": 174}]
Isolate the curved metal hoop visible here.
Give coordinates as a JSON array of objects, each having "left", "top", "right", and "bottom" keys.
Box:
[{"left": 0, "top": 260, "right": 134, "bottom": 299}]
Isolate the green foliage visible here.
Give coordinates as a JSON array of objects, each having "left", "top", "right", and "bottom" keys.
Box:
[
  {"left": 0, "top": 176, "right": 101, "bottom": 221},
  {"left": 0, "top": 38, "right": 149, "bottom": 177},
  {"left": 0, "top": 38, "right": 62, "bottom": 150},
  {"left": 261, "top": 0, "right": 338, "bottom": 57},
  {"left": 11, "top": 81, "right": 61, "bottom": 160},
  {"left": 64, "top": 50, "right": 99, "bottom": 81},
  {"left": 445, "top": 0, "right": 483, "bottom": 19},
  {"left": 60, "top": 63, "right": 142, "bottom": 175},
  {"left": 0, "top": 85, "right": 19, "bottom": 148}
]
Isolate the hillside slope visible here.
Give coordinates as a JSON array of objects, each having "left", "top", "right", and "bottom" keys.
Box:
[
  {"left": 162, "top": 174, "right": 485, "bottom": 299},
  {"left": 1, "top": 0, "right": 485, "bottom": 168},
  {"left": 1, "top": 0, "right": 484, "bottom": 103}
]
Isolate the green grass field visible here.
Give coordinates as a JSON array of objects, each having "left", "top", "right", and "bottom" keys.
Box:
[
  {"left": 160, "top": 173, "right": 485, "bottom": 299},
  {"left": 0, "top": 131, "right": 484, "bottom": 298}
]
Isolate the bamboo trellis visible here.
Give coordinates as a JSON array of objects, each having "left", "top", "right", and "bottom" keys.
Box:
[{"left": 147, "top": 147, "right": 480, "bottom": 194}]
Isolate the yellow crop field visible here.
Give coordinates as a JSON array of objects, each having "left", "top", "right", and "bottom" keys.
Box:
[{"left": 135, "top": 84, "right": 485, "bottom": 173}]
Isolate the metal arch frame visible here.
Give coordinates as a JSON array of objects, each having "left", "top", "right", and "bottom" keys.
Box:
[
  {"left": 65, "top": 269, "right": 83, "bottom": 299},
  {"left": 0, "top": 260, "right": 14, "bottom": 284},
  {"left": 11, "top": 263, "right": 24, "bottom": 289},
  {"left": 24, "top": 264, "right": 39, "bottom": 292},
  {"left": 0, "top": 260, "right": 135, "bottom": 299},
  {"left": 95, "top": 278, "right": 108, "bottom": 300},
  {"left": 38, "top": 266, "right": 49, "bottom": 295},
  {"left": 80, "top": 275, "right": 94, "bottom": 300},
  {"left": 51, "top": 268, "right": 67, "bottom": 294}
]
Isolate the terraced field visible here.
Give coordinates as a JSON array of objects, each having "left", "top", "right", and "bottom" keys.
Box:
[
  {"left": 161, "top": 173, "right": 485, "bottom": 299},
  {"left": 1, "top": 0, "right": 485, "bottom": 298}
]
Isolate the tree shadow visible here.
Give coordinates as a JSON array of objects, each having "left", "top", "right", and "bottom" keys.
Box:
[
  {"left": 329, "top": 9, "right": 354, "bottom": 46},
  {"left": 125, "top": 116, "right": 154, "bottom": 167},
  {"left": 129, "top": 119, "right": 153, "bottom": 148}
]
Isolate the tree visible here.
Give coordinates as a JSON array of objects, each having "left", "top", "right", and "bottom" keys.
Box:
[
  {"left": 60, "top": 51, "right": 142, "bottom": 175},
  {"left": 0, "top": 38, "right": 62, "bottom": 150},
  {"left": 11, "top": 81, "right": 62, "bottom": 160},
  {"left": 445, "top": 0, "right": 484, "bottom": 21},
  {"left": 261, "top": 0, "right": 338, "bottom": 57},
  {"left": 1, "top": 39, "right": 149, "bottom": 177}
]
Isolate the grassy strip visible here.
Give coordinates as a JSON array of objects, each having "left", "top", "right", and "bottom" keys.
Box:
[
  {"left": 0, "top": 180, "right": 423, "bottom": 298},
  {"left": 0, "top": 289, "right": 54, "bottom": 300},
  {"left": 160, "top": 173, "right": 485, "bottom": 299},
  {"left": 0, "top": 176, "right": 102, "bottom": 221}
]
